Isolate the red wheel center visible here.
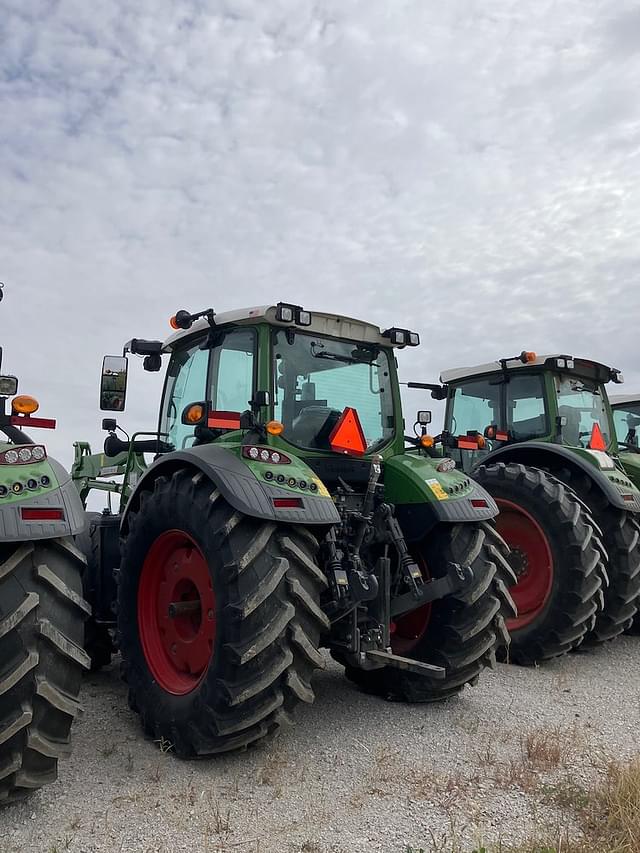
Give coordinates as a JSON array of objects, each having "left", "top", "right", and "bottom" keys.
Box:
[
  {"left": 495, "top": 498, "right": 554, "bottom": 630},
  {"left": 137, "top": 530, "right": 216, "bottom": 695}
]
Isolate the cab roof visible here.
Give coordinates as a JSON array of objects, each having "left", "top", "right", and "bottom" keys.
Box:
[
  {"left": 163, "top": 305, "right": 409, "bottom": 351},
  {"left": 610, "top": 394, "right": 640, "bottom": 407},
  {"left": 440, "top": 354, "right": 622, "bottom": 386}
]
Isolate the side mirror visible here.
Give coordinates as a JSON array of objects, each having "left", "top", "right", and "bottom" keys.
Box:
[
  {"left": 417, "top": 410, "right": 432, "bottom": 425},
  {"left": 100, "top": 356, "right": 128, "bottom": 412}
]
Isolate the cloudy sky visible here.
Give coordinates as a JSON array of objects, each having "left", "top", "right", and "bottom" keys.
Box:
[{"left": 2, "top": 0, "right": 640, "bottom": 474}]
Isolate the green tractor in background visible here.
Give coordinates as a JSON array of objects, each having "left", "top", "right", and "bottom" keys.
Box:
[
  {"left": 610, "top": 394, "right": 640, "bottom": 490},
  {"left": 72, "top": 303, "right": 514, "bottom": 757},
  {"left": 0, "top": 286, "right": 89, "bottom": 804},
  {"left": 415, "top": 352, "right": 640, "bottom": 665}
]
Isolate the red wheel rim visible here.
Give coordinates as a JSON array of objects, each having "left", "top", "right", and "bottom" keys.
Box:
[
  {"left": 495, "top": 498, "right": 554, "bottom": 630},
  {"left": 137, "top": 530, "right": 216, "bottom": 695},
  {"left": 391, "top": 553, "right": 432, "bottom": 655}
]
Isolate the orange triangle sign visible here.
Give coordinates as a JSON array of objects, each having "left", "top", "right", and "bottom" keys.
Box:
[
  {"left": 329, "top": 407, "right": 367, "bottom": 456},
  {"left": 589, "top": 422, "right": 607, "bottom": 451}
]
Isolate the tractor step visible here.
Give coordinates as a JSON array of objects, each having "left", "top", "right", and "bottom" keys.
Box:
[{"left": 365, "top": 649, "right": 446, "bottom": 678}]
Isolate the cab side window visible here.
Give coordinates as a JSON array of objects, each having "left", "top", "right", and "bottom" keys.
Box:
[
  {"left": 208, "top": 329, "right": 255, "bottom": 413},
  {"left": 506, "top": 375, "right": 547, "bottom": 440},
  {"left": 160, "top": 343, "right": 210, "bottom": 450}
]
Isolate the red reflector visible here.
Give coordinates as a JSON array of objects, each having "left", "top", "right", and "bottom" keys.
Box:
[
  {"left": 11, "top": 416, "right": 56, "bottom": 430},
  {"left": 329, "top": 407, "right": 367, "bottom": 456},
  {"left": 470, "top": 499, "right": 488, "bottom": 508},
  {"left": 272, "top": 497, "right": 303, "bottom": 509},
  {"left": 588, "top": 423, "right": 606, "bottom": 451},
  {"left": 622, "top": 494, "right": 636, "bottom": 502},
  {"left": 207, "top": 410, "right": 241, "bottom": 430},
  {"left": 496, "top": 432, "right": 509, "bottom": 442},
  {"left": 457, "top": 438, "right": 478, "bottom": 450},
  {"left": 21, "top": 508, "right": 65, "bottom": 521}
]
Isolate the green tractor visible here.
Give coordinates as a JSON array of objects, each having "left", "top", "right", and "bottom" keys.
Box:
[
  {"left": 415, "top": 351, "right": 640, "bottom": 665},
  {"left": 0, "top": 289, "right": 89, "bottom": 803},
  {"left": 72, "top": 303, "right": 514, "bottom": 756}
]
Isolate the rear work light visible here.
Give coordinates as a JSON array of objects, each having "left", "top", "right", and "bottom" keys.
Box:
[
  {"left": 242, "top": 446, "right": 291, "bottom": 464},
  {"left": 436, "top": 458, "right": 456, "bottom": 473},
  {"left": 0, "top": 445, "right": 47, "bottom": 465},
  {"left": 21, "top": 508, "right": 65, "bottom": 521}
]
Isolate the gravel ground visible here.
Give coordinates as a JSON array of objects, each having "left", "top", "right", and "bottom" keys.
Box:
[{"left": 2, "top": 638, "right": 639, "bottom": 853}]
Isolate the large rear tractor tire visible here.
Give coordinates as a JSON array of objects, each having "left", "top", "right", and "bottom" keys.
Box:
[
  {"left": 345, "top": 521, "right": 515, "bottom": 702},
  {"left": 474, "top": 463, "right": 605, "bottom": 664},
  {"left": 0, "top": 538, "right": 90, "bottom": 804},
  {"left": 75, "top": 512, "right": 114, "bottom": 671},
  {"left": 552, "top": 467, "right": 640, "bottom": 643},
  {"left": 117, "top": 469, "right": 328, "bottom": 757}
]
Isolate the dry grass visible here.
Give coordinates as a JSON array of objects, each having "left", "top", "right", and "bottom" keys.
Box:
[
  {"left": 409, "top": 756, "right": 640, "bottom": 853},
  {"left": 522, "top": 727, "right": 573, "bottom": 771}
]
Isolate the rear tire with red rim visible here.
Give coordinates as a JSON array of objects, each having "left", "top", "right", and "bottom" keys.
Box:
[
  {"left": 345, "top": 521, "right": 516, "bottom": 702},
  {"left": 474, "top": 462, "right": 606, "bottom": 664},
  {"left": 117, "top": 468, "right": 328, "bottom": 756}
]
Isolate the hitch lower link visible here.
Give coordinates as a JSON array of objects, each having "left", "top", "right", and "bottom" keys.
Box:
[{"left": 390, "top": 560, "right": 474, "bottom": 619}]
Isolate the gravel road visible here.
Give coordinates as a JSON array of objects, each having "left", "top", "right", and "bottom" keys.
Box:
[{"left": 2, "top": 638, "right": 639, "bottom": 853}]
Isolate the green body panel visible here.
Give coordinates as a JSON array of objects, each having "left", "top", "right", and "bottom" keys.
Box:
[
  {"left": 383, "top": 452, "right": 472, "bottom": 506},
  {"left": 0, "top": 441, "right": 60, "bottom": 505},
  {"left": 618, "top": 451, "right": 640, "bottom": 491}
]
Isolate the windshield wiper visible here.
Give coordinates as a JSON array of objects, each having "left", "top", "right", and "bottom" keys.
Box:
[{"left": 310, "top": 344, "right": 377, "bottom": 365}]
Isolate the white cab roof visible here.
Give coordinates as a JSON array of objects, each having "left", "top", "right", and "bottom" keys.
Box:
[
  {"left": 163, "top": 305, "right": 404, "bottom": 351},
  {"left": 610, "top": 394, "right": 640, "bottom": 407},
  {"left": 440, "top": 354, "right": 615, "bottom": 384}
]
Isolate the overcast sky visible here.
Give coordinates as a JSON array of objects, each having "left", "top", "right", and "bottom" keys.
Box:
[{"left": 2, "top": 0, "right": 640, "bottom": 475}]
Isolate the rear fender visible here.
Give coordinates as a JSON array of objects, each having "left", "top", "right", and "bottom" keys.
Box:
[
  {"left": 477, "top": 442, "right": 640, "bottom": 513},
  {"left": 0, "top": 456, "right": 86, "bottom": 541},
  {"left": 121, "top": 443, "right": 340, "bottom": 533},
  {"left": 383, "top": 453, "right": 499, "bottom": 542}
]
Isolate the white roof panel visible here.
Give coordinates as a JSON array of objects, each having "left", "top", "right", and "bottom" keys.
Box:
[{"left": 162, "top": 305, "right": 402, "bottom": 351}]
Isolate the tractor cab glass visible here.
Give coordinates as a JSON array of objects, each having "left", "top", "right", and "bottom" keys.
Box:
[
  {"left": 159, "top": 328, "right": 255, "bottom": 450},
  {"left": 449, "top": 374, "right": 547, "bottom": 441},
  {"left": 272, "top": 330, "right": 394, "bottom": 452},
  {"left": 612, "top": 402, "right": 640, "bottom": 449},
  {"left": 555, "top": 375, "right": 611, "bottom": 448},
  {"left": 100, "top": 356, "right": 128, "bottom": 411}
]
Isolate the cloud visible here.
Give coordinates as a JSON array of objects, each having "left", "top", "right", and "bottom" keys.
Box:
[{"left": 1, "top": 0, "right": 639, "bottom": 470}]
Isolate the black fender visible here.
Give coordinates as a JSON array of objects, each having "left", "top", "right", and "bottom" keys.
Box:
[
  {"left": 121, "top": 444, "right": 340, "bottom": 533},
  {"left": 474, "top": 442, "right": 640, "bottom": 513},
  {"left": 394, "top": 480, "right": 499, "bottom": 543}
]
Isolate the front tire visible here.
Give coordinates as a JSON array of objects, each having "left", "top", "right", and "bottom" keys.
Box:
[
  {"left": 345, "top": 521, "right": 515, "bottom": 702},
  {"left": 0, "top": 538, "right": 90, "bottom": 804},
  {"left": 118, "top": 469, "right": 328, "bottom": 756}
]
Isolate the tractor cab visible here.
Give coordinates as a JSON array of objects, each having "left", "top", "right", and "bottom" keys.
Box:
[
  {"left": 610, "top": 394, "right": 640, "bottom": 451},
  {"left": 437, "top": 352, "right": 625, "bottom": 475}
]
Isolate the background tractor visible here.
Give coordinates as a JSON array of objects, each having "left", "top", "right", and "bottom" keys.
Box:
[
  {"left": 610, "top": 394, "right": 640, "bottom": 490},
  {"left": 72, "top": 303, "right": 514, "bottom": 757},
  {"left": 415, "top": 352, "right": 640, "bottom": 665},
  {"left": 0, "top": 286, "right": 89, "bottom": 804}
]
